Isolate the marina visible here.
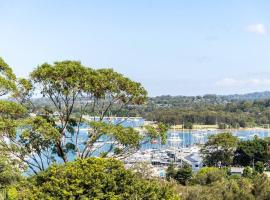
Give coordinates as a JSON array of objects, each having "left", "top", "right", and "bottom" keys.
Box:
[
  {"left": 23, "top": 116, "right": 270, "bottom": 176},
  {"left": 78, "top": 116, "right": 270, "bottom": 177},
  {"left": 124, "top": 127, "right": 270, "bottom": 177}
]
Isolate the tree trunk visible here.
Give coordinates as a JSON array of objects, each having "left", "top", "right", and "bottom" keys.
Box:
[{"left": 56, "top": 141, "right": 67, "bottom": 163}]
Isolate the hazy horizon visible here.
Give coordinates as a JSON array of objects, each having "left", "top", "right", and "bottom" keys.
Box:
[
  {"left": 2, "top": 1, "right": 270, "bottom": 96},
  {"left": 151, "top": 90, "right": 270, "bottom": 97}
]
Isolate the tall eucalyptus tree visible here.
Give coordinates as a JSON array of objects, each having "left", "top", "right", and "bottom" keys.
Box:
[{"left": 28, "top": 60, "right": 166, "bottom": 166}]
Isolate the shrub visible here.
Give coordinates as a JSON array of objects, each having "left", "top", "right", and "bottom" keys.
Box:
[{"left": 16, "top": 158, "right": 180, "bottom": 200}]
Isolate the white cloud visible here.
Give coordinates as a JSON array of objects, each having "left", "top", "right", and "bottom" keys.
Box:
[
  {"left": 216, "top": 78, "right": 270, "bottom": 87},
  {"left": 245, "top": 23, "right": 267, "bottom": 35}
]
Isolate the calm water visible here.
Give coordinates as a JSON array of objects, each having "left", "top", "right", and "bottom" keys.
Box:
[
  {"left": 26, "top": 118, "right": 270, "bottom": 172},
  {"left": 75, "top": 119, "right": 270, "bottom": 153},
  {"left": 142, "top": 129, "right": 270, "bottom": 150}
]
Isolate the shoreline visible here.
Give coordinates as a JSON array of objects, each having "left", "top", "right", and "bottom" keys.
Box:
[{"left": 168, "top": 127, "right": 269, "bottom": 131}]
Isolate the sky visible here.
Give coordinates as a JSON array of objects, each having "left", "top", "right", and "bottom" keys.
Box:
[{"left": 1, "top": 0, "right": 270, "bottom": 96}]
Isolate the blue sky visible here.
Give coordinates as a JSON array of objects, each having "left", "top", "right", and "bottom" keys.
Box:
[{"left": 1, "top": 0, "right": 270, "bottom": 96}]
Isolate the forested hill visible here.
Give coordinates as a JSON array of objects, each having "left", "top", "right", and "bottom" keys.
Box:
[
  {"left": 32, "top": 91, "right": 270, "bottom": 108},
  {"left": 143, "top": 91, "right": 270, "bottom": 128},
  {"left": 150, "top": 91, "right": 270, "bottom": 108},
  {"left": 31, "top": 91, "right": 270, "bottom": 128},
  {"left": 221, "top": 91, "right": 270, "bottom": 101}
]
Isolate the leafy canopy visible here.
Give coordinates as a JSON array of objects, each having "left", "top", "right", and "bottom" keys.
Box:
[
  {"left": 201, "top": 132, "right": 238, "bottom": 166},
  {"left": 17, "top": 158, "right": 180, "bottom": 200}
]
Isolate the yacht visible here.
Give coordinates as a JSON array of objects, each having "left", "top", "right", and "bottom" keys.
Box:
[{"left": 167, "top": 132, "right": 182, "bottom": 144}]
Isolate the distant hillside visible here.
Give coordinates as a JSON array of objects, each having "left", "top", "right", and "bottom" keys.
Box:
[
  {"left": 150, "top": 91, "right": 270, "bottom": 108},
  {"left": 32, "top": 91, "right": 270, "bottom": 110},
  {"left": 221, "top": 91, "right": 270, "bottom": 101},
  {"left": 144, "top": 91, "right": 270, "bottom": 127}
]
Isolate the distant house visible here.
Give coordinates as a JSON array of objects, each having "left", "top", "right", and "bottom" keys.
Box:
[
  {"left": 183, "top": 152, "right": 203, "bottom": 171},
  {"left": 230, "top": 167, "right": 244, "bottom": 176}
]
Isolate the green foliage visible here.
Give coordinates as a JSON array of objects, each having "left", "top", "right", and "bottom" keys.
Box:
[
  {"left": 180, "top": 178, "right": 255, "bottom": 200},
  {"left": 234, "top": 136, "right": 269, "bottom": 167},
  {"left": 255, "top": 161, "right": 264, "bottom": 173},
  {"left": 13, "top": 78, "right": 34, "bottom": 107},
  {"left": 0, "top": 156, "right": 21, "bottom": 200},
  {"left": 94, "top": 68, "right": 147, "bottom": 105},
  {"left": 0, "top": 156, "right": 21, "bottom": 190},
  {"left": 4, "top": 57, "right": 270, "bottom": 200},
  {"left": 0, "top": 57, "right": 17, "bottom": 96},
  {"left": 30, "top": 61, "right": 87, "bottom": 97},
  {"left": 142, "top": 95, "right": 270, "bottom": 128},
  {"left": 29, "top": 60, "right": 149, "bottom": 164},
  {"left": 88, "top": 121, "right": 141, "bottom": 157},
  {"left": 242, "top": 166, "right": 254, "bottom": 179},
  {"left": 0, "top": 59, "right": 167, "bottom": 176},
  {"left": 0, "top": 100, "right": 27, "bottom": 119},
  {"left": 173, "top": 167, "right": 270, "bottom": 200},
  {"left": 0, "top": 116, "right": 60, "bottom": 174},
  {"left": 166, "top": 164, "right": 192, "bottom": 185},
  {"left": 174, "top": 165, "right": 192, "bottom": 185},
  {"left": 218, "top": 123, "right": 228, "bottom": 129},
  {"left": 166, "top": 163, "right": 177, "bottom": 181},
  {"left": 253, "top": 174, "right": 270, "bottom": 200},
  {"left": 130, "top": 162, "right": 154, "bottom": 179},
  {"left": 191, "top": 167, "right": 227, "bottom": 185},
  {"left": 16, "top": 158, "right": 180, "bottom": 200},
  {"left": 201, "top": 132, "right": 238, "bottom": 166},
  {"left": 145, "top": 123, "right": 168, "bottom": 145},
  {"left": 183, "top": 122, "right": 193, "bottom": 129},
  {"left": 0, "top": 100, "right": 27, "bottom": 139}
]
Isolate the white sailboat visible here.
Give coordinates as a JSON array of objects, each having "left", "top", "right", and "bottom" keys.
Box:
[{"left": 167, "top": 127, "right": 182, "bottom": 148}]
